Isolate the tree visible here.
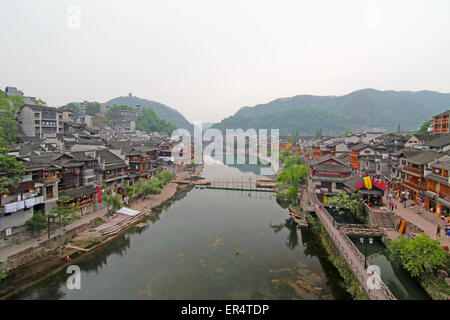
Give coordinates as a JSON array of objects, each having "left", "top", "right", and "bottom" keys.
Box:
[
  {"left": 50, "top": 196, "right": 80, "bottom": 230},
  {"left": 25, "top": 211, "right": 48, "bottom": 232},
  {"left": 0, "top": 147, "right": 26, "bottom": 196},
  {"left": 282, "top": 154, "right": 303, "bottom": 168},
  {"left": 276, "top": 164, "right": 309, "bottom": 203},
  {"left": 124, "top": 185, "right": 135, "bottom": 204},
  {"left": 0, "top": 91, "right": 24, "bottom": 145},
  {"left": 156, "top": 170, "right": 174, "bottom": 185},
  {"left": 136, "top": 108, "right": 176, "bottom": 135},
  {"left": 104, "top": 194, "right": 122, "bottom": 214},
  {"left": 388, "top": 234, "right": 448, "bottom": 278},
  {"left": 341, "top": 130, "right": 353, "bottom": 137},
  {"left": 418, "top": 120, "right": 431, "bottom": 134},
  {"left": 0, "top": 117, "right": 19, "bottom": 145},
  {"left": 135, "top": 177, "right": 164, "bottom": 198},
  {"left": 326, "top": 191, "right": 364, "bottom": 221},
  {"left": 66, "top": 103, "right": 80, "bottom": 116},
  {"left": 85, "top": 102, "right": 100, "bottom": 116}
]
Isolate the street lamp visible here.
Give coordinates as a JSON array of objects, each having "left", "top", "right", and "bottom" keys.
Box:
[
  {"left": 360, "top": 236, "right": 374, "bottom": 269},
  {"left": 47, "top": 214, "right": 56, "bottom": 239}
]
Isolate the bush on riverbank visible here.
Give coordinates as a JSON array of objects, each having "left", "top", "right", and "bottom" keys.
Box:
[
  {"left": 25, "top": 211, "right": 48, "bottom": 232},
  {"left": 306, "top": 213, "right": 367, "bottom": 300},
  {"left": 388, "top": 234, "right": 448, "bottom": 278},
  {"left": 326, "top": 191, "right": 367, "bottom": 223}
]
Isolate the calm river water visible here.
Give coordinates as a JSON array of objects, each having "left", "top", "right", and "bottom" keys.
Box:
[{"left": 3, "top": 161, "right": 353, "bottom": 300}]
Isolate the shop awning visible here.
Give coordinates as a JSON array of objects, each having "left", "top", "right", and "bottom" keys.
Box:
[
  {"left": 423, "top": 190, "right": 438, "bottom": 200},
  {"left": 436, "top": 197, "right": 450, "bottom": 209}
]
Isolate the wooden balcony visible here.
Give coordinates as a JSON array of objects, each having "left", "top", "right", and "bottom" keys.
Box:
[
  {"left": 402, "top": 165, "right": 423, "bottom": 176},
  {"left": 43, "top": 175, "right": 59, "bottom": 182},
  {"left": 400, "top": 180, "right": 426, "bottom": 192}
]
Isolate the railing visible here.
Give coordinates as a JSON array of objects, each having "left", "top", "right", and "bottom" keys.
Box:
[
  {"left": 43, "top": 175, "right": 58, "bottom": 182},
  {"left": 307, "top": 179, "right": 396, "bottom": 300},
  {"left": 402, "top": 165, "right": 423, "bottom": 176},
  {"left": 401, "top": 180, "right": 426, "bottom": 191},
  {"left": 105, "top": 173, "right": 127, "bottom": 180}
]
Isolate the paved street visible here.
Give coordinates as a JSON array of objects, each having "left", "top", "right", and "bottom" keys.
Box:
[{"left": 383, "top": 193, "right": 450, "bottom": 247}]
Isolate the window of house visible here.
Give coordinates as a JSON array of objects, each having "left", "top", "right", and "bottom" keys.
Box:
[{"left": 35, "top": 113, "right": 40, "bottom": 118}]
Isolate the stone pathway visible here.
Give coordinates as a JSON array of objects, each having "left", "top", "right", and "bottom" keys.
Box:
[{"left": 383, "top": 195, "right": 450, "bottom": 247}]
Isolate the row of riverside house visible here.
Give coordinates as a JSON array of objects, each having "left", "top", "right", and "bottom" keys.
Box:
[
  {"left": 0, "top": 88, "right": 184, "bottom": 246},
  {"left": 291, "top": 111, "right": 450, "bottom": 218}
]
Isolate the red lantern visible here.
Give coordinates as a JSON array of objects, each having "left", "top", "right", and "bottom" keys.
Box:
[{"left": 355, "top": 184, "right": 359, "bottom": 188}]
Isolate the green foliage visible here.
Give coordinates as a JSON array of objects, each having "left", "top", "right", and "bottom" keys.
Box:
[
  {"left": 276, "top": 158, "right": 309, "bottom": 204},
  {"left": 35, "top": 98, "right": 46, "bottom": 106},
  {"left": 0, "top": 267, "right": 6, "bottom": 280},
  {"left": 418, "top": 120, "right": 432, "bottom": 134},
  {"left": 136, "top": 108, "right": 176, "bottom": 135},
  {"left": 0, "top": 91, "right": 24, "bottom": 145},
  {"left": 50, "top": 196, "right": 80, "bottom": 229},
  {"left": 66, "top": 103, "right": 80, "bottom": 116},
  {"left": 105, "top": 104, "right": 134, "bottom": 120},
  {"left": 212, "top": 89, "right": 450, "bottom": 135},
  {"left": 25, "top": 211, "right": 48, "bottom": 231},
  {"left": 388, "top": 234, "right": 448, "bottom": 278},
  {"left": 0, "top": 117, "right": 19, "bottom": 145},
  {"left": 155, "top": 170, "right": 174, "bottom": 185},
  {"left": 341, "top": 130, "right": 353, "bottom": 137},
  {"left": 135, "top": 178, "right": 163, "bottom": 197},
  {"left": 124, "top": 185, "right": 135, "bottom": 201},
  {"left": 106, "top": 95, "right": 192, "bottom": 132},
  {"left": 85, "top": 102, "right": 100, "bottom": 116},
  {"left": 282, "top": 154, "right": 303, "bottom": 168},
  {"left": 0, "top": 147, "right": 26, "bottom": 195},
  {"left": 326, "top": 191, "right": 365, "bottom": 221},
  {"left": 104, "top": 194, "right": 122, "bottom": 214}
]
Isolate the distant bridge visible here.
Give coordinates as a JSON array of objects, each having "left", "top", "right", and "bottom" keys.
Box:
[{"left": 173, "top": 178, "right": 278, "bottom": 192}]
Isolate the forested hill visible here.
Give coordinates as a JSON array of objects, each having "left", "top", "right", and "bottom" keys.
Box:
[
  {"left": 107, "top": 95, "right": 193, "bottom": 133},
  {"left": 213, "top": 89, "right": 450, "bottom": 135}
]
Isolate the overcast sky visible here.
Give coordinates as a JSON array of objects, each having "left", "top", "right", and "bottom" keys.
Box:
[{"left": 1, "top": 0, "right": 449, "bottom": 123}]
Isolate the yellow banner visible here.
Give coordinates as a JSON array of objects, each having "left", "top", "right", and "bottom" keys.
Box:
[{"left": 363, "top": 176, "right": 372, "bottom": 190}]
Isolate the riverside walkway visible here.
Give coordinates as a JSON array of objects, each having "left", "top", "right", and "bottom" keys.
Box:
[{"left": 305, "top": 178, "right": 396, "bottom": 300}]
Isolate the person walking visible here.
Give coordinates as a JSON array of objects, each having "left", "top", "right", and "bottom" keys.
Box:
[{"left": 437, "top": 224, "right": 441, "bottom": 237}]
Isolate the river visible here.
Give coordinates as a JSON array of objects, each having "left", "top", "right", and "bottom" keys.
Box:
[{"left": 2, "top": 161, "right": 354, "bottom": 300}]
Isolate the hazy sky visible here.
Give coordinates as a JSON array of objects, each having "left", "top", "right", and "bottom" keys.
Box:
[{"left": 1, "top": 0, "right": 449, "bottom": 123}]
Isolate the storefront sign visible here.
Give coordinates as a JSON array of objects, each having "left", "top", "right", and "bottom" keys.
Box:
[{"left": 363, "top": 176, "right": 373, "bottom": 190}]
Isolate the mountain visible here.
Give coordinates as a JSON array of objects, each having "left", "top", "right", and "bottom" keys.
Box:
[
  {"left": 106, "top": 95, "right": 193, "bottom": 132},
  {"left": 213, "top": 89, "right": 450, "bottom": 136}
]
